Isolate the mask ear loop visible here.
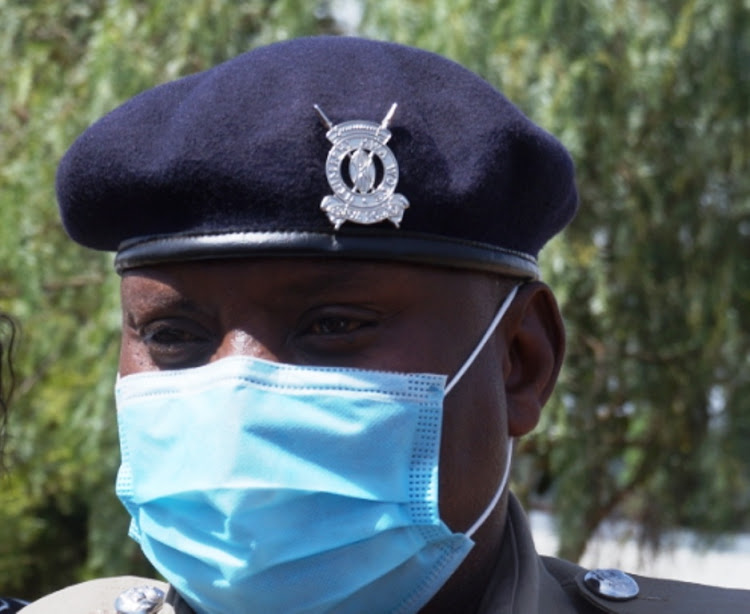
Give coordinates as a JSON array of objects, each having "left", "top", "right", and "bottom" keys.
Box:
[
  {"left": 442, "top": 283, "right": 521, "bottom": 537},
  {"left": 465, "top": 438, "right": 514, "bottom": 538},
  {"left": 444, "top": 284, "right": 521, "bottom": 396}
]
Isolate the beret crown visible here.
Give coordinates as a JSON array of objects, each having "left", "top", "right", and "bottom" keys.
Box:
[{"left": 56, "top": 36, "right": 577, "bottom": 277}]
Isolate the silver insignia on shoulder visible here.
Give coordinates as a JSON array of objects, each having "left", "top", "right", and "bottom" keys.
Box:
[
  {"left": 115, "top": 585, "right": 166, "bottom": 613},
  {"left": 583, "top": 568, "right": 640, "bottom": 601},
  {"left": 315, "top": 103, "right": 409, "bottom": 230}
]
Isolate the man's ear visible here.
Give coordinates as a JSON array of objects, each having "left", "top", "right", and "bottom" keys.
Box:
[{"left": 499, "top": 282, "right": 565, "bottom": 437}]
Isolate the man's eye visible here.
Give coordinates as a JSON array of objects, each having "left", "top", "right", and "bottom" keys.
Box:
[
  {"left": 307, "top": 316, "right": 363, "bottom": 336},
  {"left": 295, "top": 309, "right": 378, "bottom": 365},
  {"left": 294, "top": 307, "right": 381, "bottom": 358},
  {"left": 140, "top": 320, "right": 213, "bottom": 368},
  {"left": 142, "top": 324, "right": 204, "bottom": 345}
]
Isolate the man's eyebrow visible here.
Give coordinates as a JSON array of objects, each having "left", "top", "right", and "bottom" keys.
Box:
[
  {"left": 123, "top": 285, "right": 208, "bottom": 319},
  {"left": 152, "top": 296, "right": 206, "bottom": 313},
  {"left": 283, "top": 267, "right": 369, "bottom": 292}
]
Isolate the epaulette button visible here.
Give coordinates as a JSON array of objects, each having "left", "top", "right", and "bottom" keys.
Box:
[
  {"left": 114, "top": 585, "right": 166, "bottom": 613},
  {"left": 583, "top": 568, "right": 640, "bottom": 601}
]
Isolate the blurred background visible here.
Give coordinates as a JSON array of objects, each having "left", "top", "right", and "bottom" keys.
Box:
[{"left": 1, "top": 0, "right": 748, "bottom": 599}]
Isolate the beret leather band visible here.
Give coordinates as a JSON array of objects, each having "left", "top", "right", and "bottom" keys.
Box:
[{"left": 114, "top": 229, "right": 540, "bottom": 278}]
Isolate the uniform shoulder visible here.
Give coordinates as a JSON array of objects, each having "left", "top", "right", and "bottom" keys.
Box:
[
  {"left": 542, "top": 555, "right": 750, "bottom": 614},
  {"left": 19, "top": 576, "right": 172, "bottom": 614},
  {"left": 586, "top": 573, "right": 750, "bottom": 614},
  {"left": 0, "top": 597, "right": 29, "bottom": 613}
]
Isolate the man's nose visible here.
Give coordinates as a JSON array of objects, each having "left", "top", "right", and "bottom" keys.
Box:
[{"left": 211, "top": 328, "right": 283, "bottom": 363}]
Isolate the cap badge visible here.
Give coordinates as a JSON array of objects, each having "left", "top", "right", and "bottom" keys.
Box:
[
  {"left": 315, "top": 103, "right": 409, "bottom": 229},
  {"left": 114, "top": 585, "right": 166, "bottom": 613},
  {"left": 583, "top": 569, "right": 640, "bottom": 601}
]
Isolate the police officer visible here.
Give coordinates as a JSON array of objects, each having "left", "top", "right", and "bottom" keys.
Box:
[{"left": 24, "top": 37, "right": 750, "bottom": 613}]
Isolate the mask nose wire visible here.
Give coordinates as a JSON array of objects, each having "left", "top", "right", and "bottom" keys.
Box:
[{"left": 444, "top": 283, "right": 521, "bottom": 396}]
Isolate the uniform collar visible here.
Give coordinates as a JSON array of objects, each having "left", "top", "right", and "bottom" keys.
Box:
[{"left": 476, "top": 493, "right": 587, "bottom": 614}]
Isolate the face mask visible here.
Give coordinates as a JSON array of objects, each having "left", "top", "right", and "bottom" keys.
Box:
[{"left": 115, "top": 285, "right": 520, "bottom": 614}]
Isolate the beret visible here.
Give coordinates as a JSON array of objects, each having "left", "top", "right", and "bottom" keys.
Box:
[{"left": 56, "top": 36, "right": 578, "bottom": 278}]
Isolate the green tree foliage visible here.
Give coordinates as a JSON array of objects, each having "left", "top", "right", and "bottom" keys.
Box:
[{"left": 1, "top": 0, "right": 748, "bottom": 598}]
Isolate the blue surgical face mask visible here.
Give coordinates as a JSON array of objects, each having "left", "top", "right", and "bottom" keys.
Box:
[{"left": 115, "top": 285, "right": 519, "bottom": 614}]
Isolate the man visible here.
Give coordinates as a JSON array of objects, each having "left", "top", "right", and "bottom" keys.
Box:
[{"left": 24, "top": 37, "right": 749, "bottom": 613}]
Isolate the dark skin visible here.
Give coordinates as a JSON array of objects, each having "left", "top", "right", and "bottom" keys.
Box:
[{"left": 119, "top": 258, "right": 565, "bottom": 613}]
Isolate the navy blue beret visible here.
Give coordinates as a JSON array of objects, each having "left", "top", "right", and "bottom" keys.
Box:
[{"left": 56, "top": 36, "right": 577, "bottom": 278}]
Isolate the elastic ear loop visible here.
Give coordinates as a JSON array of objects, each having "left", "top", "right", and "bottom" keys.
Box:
[
  {"left": 444, "top": 284, "right": 520, "bottom": 396},
  {"left": 466, "top": 439, "right": 514, "bottom": 538},
  {"left": 442, "top": 283, "right": 521, "bottom": 538}
]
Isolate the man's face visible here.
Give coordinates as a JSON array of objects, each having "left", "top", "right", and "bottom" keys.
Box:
[{"left": 119, "top": 258, "right": 514, "bottom": 534}]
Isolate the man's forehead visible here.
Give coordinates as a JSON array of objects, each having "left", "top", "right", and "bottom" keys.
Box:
[{"left": 120, "top": 257, "right": 491, "bottom": 292}]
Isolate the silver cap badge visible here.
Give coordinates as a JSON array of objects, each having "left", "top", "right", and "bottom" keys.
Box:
[
  {"left": 315, "top": 103, "right": 409, "bottom": 229},
  {"left": 114, "top": 585, "right": 166, "bottom": 613},
  {"left": 583, "top": 568, "right": 640, "bottom": 601}
]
